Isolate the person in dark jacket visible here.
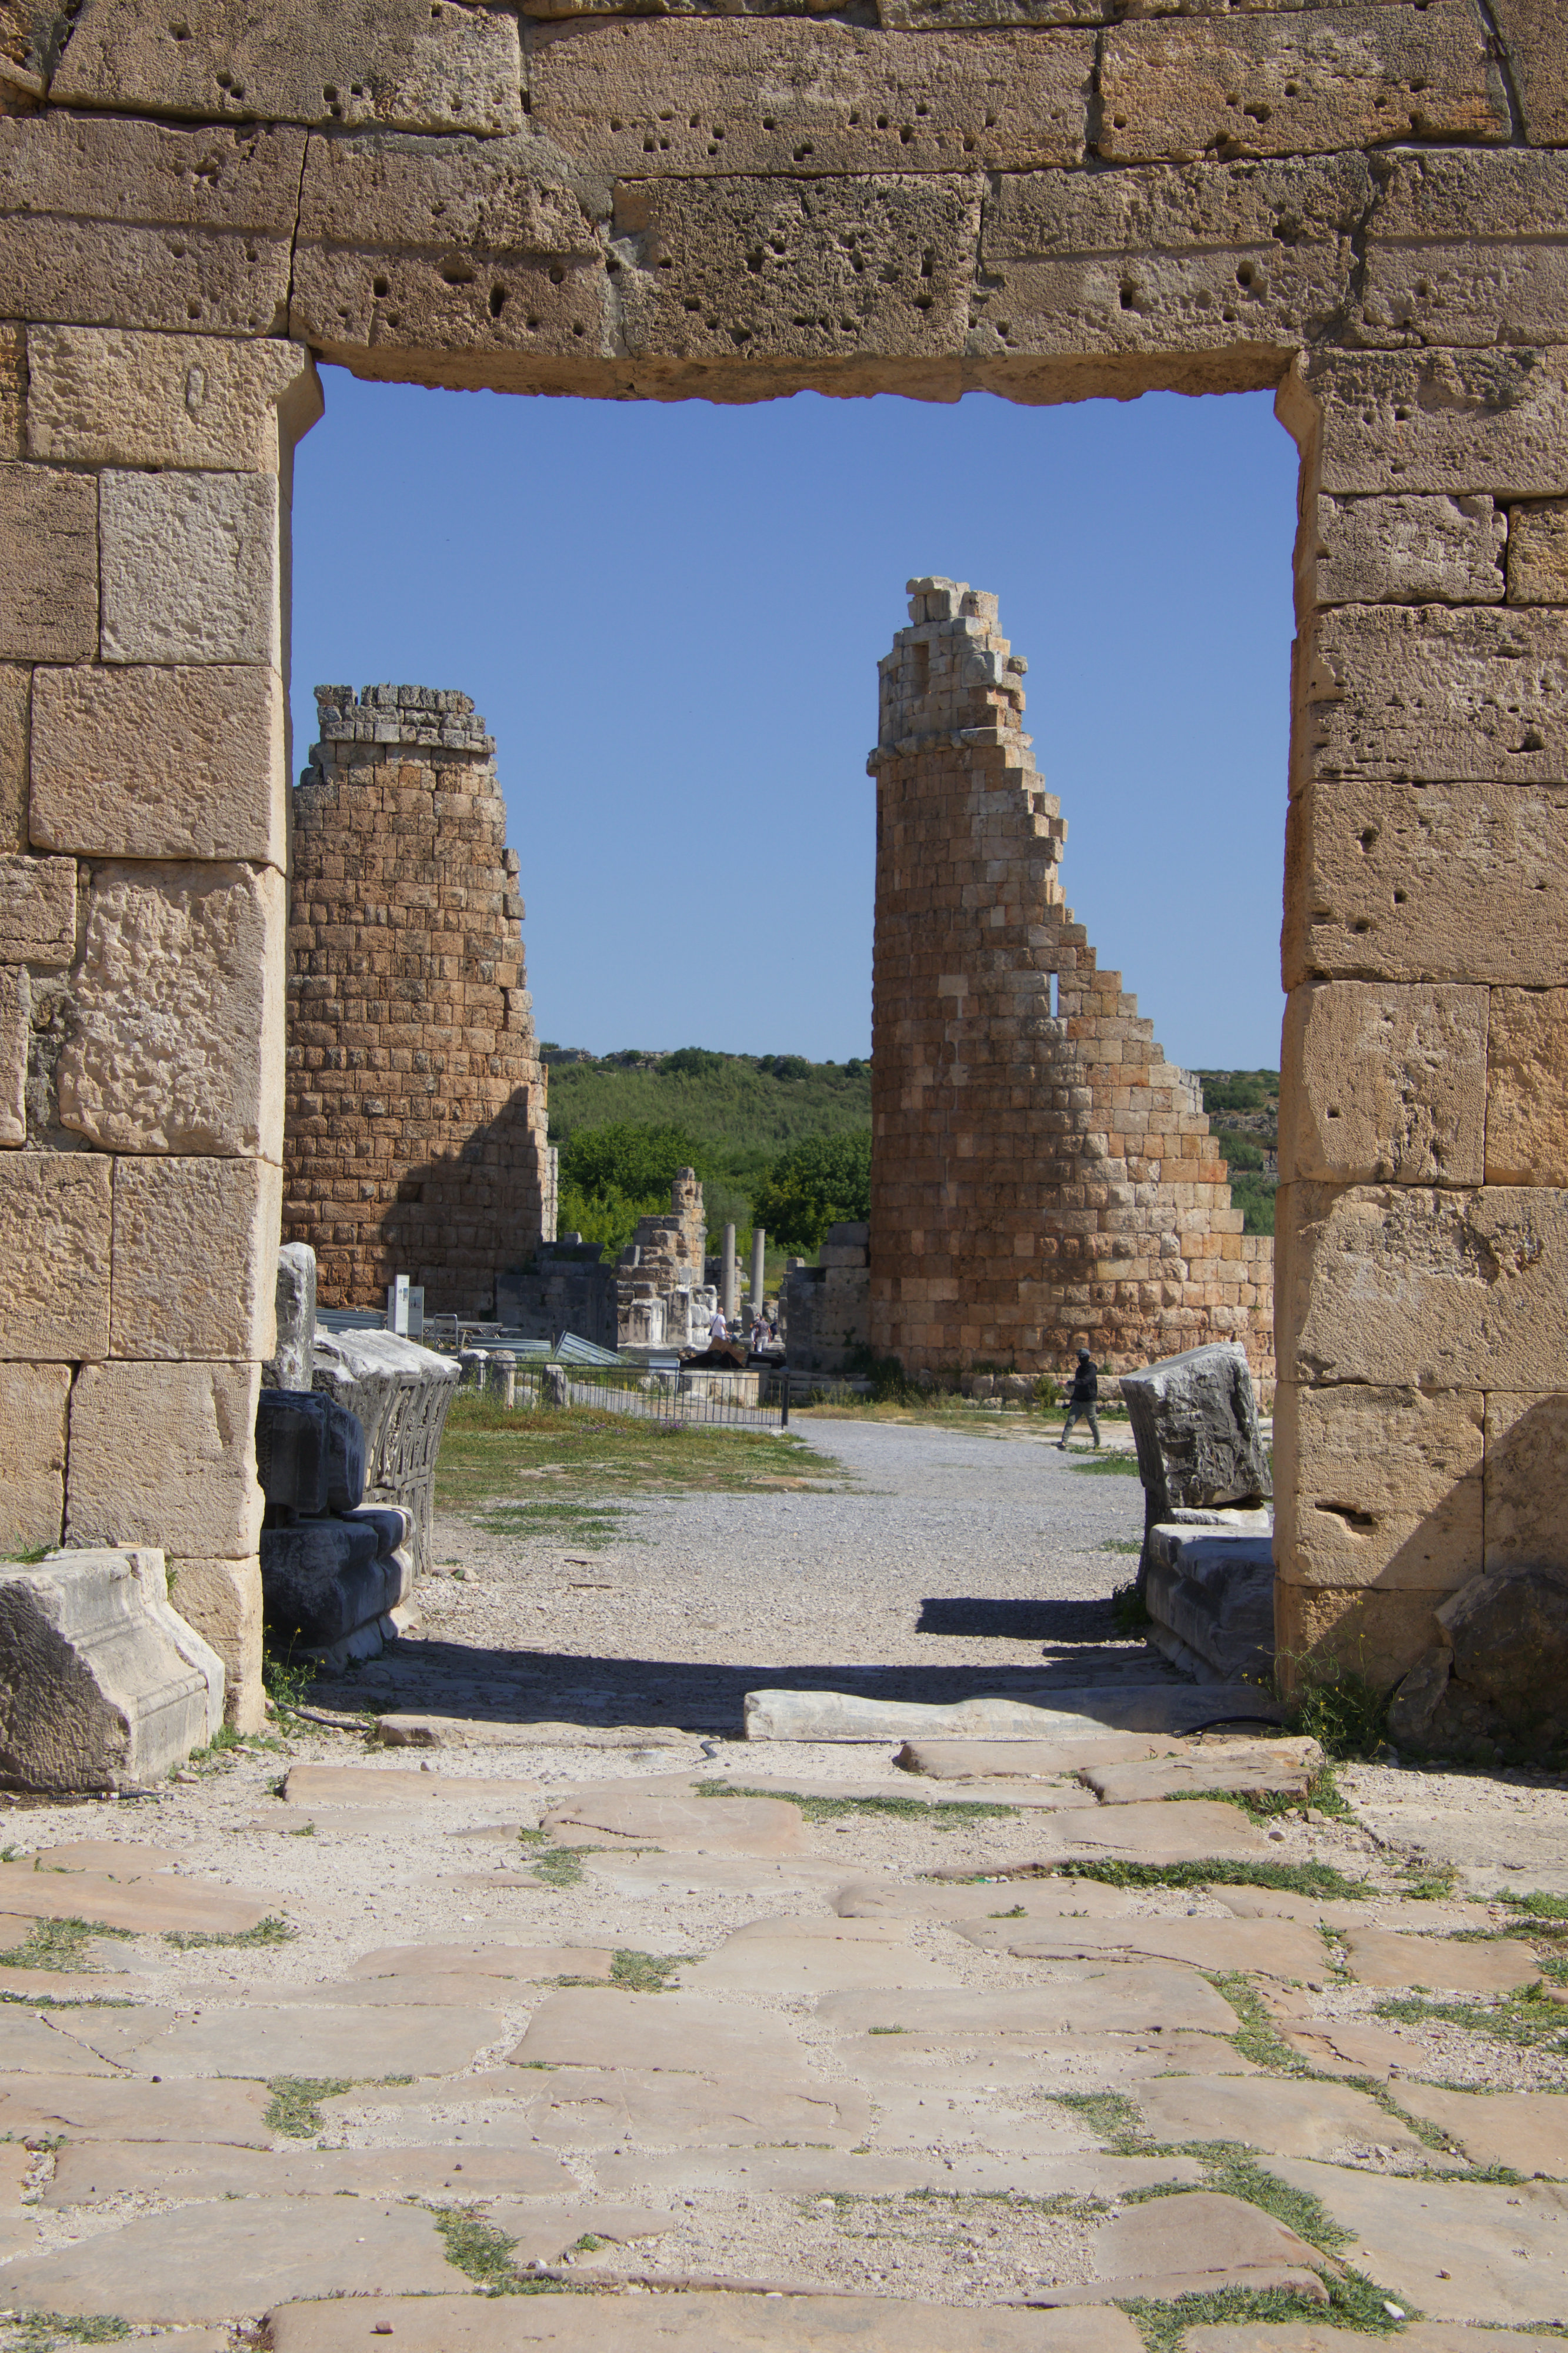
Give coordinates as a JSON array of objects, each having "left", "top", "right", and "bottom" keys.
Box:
[{"left": 1056, "top": 1350, "right": 1100, "bottom": 1451}]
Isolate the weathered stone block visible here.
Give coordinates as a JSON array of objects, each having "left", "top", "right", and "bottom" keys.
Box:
[
  {"left": 26, "top": 329, "right": 322, "bottom": 475},
  {"left": 1362, "top": 150, "right": 1568, "bottom": 347},
  {"left": 30, "top": 665, "right": 287, "bottom": 866},
  {"left": 264, "top": 1242, "right": 316, "bottom": 1392},
  {"left": 1273, "top": 1380, "right": 1484, "bottom": 1595},
  {"left": 0, "top": 1155, "right": 111, "bottom": 1361},
  {"left": 1506, "top": 498, "right": 1568, "bottom": 606},
  {"left": 0, "top": 115, "right": 303, "bottom": 338},
  {"left": 1484, "top": 1392, "right": 1568, "bottom": 1580},
  {"left": 111, "top": 1156, "right": 281, "bottom": 1362},
  {"left": 57, "top": 861, "right": 285, "bottom": 1159},
  {"left": 1099, "top": 4, "right": 1506, "bottom": 166},
  {"left": 1490, "top": 0, "right": 1568, "bottom": 147},
  {"left": 1487, "top": 988, "right": 1568, "bottom": 1185},
  {"left": 1122, "top": 1341, "right": 1272, "bottom": 1586},
  {"left": 1285, "top": 348, "right": 1568, "bottom": 503},
  {"left": 100, "top": 472, "right": 278, "bottom": 667},
  {"left": 255, "top": 1389, "right": 365, "bottom": 1517},
  {"left": 0, "top": 1546, "right": 223, "bottom": 1792},
  {"left": 52, "top": 0, "right": 523, "bottom": 135},
  {"left": 66, "top": 1360, "right": 264, "bottom": 1557},
  {"left": 1302, "top": 605, "right": 1568, "bottom": 787},
  {"left": 1279, "top": 1181, "right": 1568, "bottom": 1391},
  {"left": 0, "top": 856, "right": 75, "bottom": 970},
  {"left": 166, "top": 1555, "right": 263, "bottom": 1732},
  {"left": 0, "top": 665, "right": 26, "bottom": 855},
  {"left": 1284, "top": 780, "right": 1568, "bottom": 990},
  {"left": 0, "top": 1362, "right": 68, "bottom": 1554},
  {"left": 291, "top": 131, "right": 607, "bottom": 376},
  {"left": 1306, "top": 494, "right": 1504, "bottom": 608},
  {"left": 615, "top": 174, "right": 978, "bottom": 371},
  {"left": 1144, "top": 1525, "right": 1275, "bottom": 1685},
  {"left": 0, "top": 465, "right": 96, "bottom": 664},
  {"left": 1277, "top": 981, "right": 1486, "bottom": 1185},
  {"left": 0, "top": 322, "right": 22, "bottom": 457},
  {"left": 0, "top": 968, "right": 23, "bottom": 1147},
  {"left": 531, "top": 21, "right": 1090, "bottom": 177},
  {"left": 1273, "top": 1578, "right": 1448, "bottom": 1689}
]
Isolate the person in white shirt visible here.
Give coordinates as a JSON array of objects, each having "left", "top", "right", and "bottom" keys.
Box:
[{"left": 709, "top": 1309, "right": 729, "bottom": 1342}]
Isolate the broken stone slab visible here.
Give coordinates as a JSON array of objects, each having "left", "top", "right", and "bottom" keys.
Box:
[
  {"left": 262, "top": 1243, "right": 316, "bottom": 1392},
  {"left": 0, "top": 2073, "right": 273, "bottom": 2144},
  {"left": 260, "top": 1504, "right": 411, "bottom": 1661},
  {"left": 1340, "top": 1927, "right": 1542, "bottom": 1994},
  {"left": 281, "top": 1764, "right": 539, "bottom": 1805},
  {"left": 895, "top": 1736, "right": 1189, "bottom": 1779},
  {"left": 1120, "top": 1343, "right": 1272, "bottom": 1591},
  {"left": 510, "top": 1988, "right": 816, "bottom": 2077},
  {"left": 310, "top": 1325, "right": 459, "bottom": 1578},
  {"left": 956, "top": 1915, "right": 1326, "bottom": 1981},
  {"left": 0, "top": 1859, "right": 276, "bottom": 1935},
  {"left": 0, "top": 1546, "right": 223, "bottom": 1792},
  {"left": 255, "top": 1387, "right": 363, "bottom": 1515},
  {"left": 1030, "top": 2189, "right": 1327, "bottom": 2311},
  {"left": 815, "top": 1968, "right": 1240, "bottom": 2038},
  {"left": 2, "top": 2192, "right": 465, "bottom": 2322},
  {"left": 269, "top": 2292, "right": 1146, "bottom": 2353},
  {"left": 1262, "top": 2158, "right": 1568, "bottom": 2324},
  {"left": 0, "top": 2008, "right": 124, "bottom": 2074},
  {"left": 1389, "top": 1561, "right": 1568, "bottom": 1761},
  {"left": 834, "top": 1877, "right": 1140, "bottom": 1922},
  {"left": 926, "top": 1797, "right": 1273, "bottom": 1873},
  {"left": 347, "top": 1940, "right": 612, "bottom": 1982},
  {"left": 679, "top": 1922, "right": 963, "bottom": 1994},
  {"left": 1383, "top": 2082, "right": 1568, "bottom": 2178},
  {"left": 373, "top": 1713, "right": 702, "bottom": 1748},
  {"left": 108, "top": 2000, "right": 508, "bottom": 2081},
  {"left": 745, "top": 1686, "right": 1281, "bottom": 1742},
  {"left": 1083, "top": 1735, "right": 1321, "bottom": 1806},
  {"left": 496, "top": 2061, "right": 874, "bottom": 2149},
  {"left": 46, "top": 2137, "right": 577, "bottom": 2207},
  {"left": 1143, "top": 1527, "right": 1277, "bottom": 1686},
  {"left": 541, "top": 1789, "right": 806, "bottom": 1854},
  {"left": 838, "top": 2029, "right": 1253, "bottom": 2091},
  {"left": 1131, "top": 2074, "right": 1429, "bottom": 2163}
]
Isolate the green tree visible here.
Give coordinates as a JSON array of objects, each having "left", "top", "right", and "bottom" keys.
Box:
[
  {"left": 559, "top": 1121, "right": 712, "bottom": 1202},
  {"left": 753, "top": 1131, "right": 872, "bottom": 1254}
]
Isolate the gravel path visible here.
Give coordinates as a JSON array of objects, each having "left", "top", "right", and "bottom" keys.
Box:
[{"left": 336, "top": 1418, "right": 1169, "bottom": 1736}]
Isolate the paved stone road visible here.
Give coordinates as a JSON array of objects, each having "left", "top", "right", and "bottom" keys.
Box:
[{"left": 0, "top": 1419, "right": 1563, "bottom": 2348}]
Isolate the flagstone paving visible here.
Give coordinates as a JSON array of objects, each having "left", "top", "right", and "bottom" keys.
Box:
[{"left": 0, "top": 1421, "right": 1562, "bottom": 2347}]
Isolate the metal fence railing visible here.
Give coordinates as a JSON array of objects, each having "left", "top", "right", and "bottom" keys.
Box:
[{"left": 511, "top": 1359, "right": 790, "bottom": 1430}]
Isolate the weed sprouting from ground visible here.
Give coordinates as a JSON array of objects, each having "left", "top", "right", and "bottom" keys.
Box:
[
  {"left": 164, "top": 1914, "right": 295, "bottom": 1952},
  {"left": 1500, "top": 1889, "right": 1568, "bottom": 1920},
  {"left": 1070, "top": 1455, "right": 1143, "bottom": 1476},
  {"left": 1111, "top": 1579, "right": 1150, "bottom": 1633},
  {"left": 475, "top": 1501, "right": 633, "bottom": 1550},
  {"left": 1021, "top": 1858, "right": 1378, "bottom": 1901},
  {"left": 529, "top": 1847, "right": 589, "bottom": 1888},
  {"left": 1374, "top": 1986, "right": 1567, "bottom": 2054},
  {"left": 1206, "top": 1974, "right": 1314, "bottom": 2072},
  {"left": 1046, "top": 2089, "right": 1147, "bottom": 2148},
  {"left": 262, "top": 1645, "right": 318, "bottom": 1719},
  {"left": 264, "top": 2076, "right": 356, "bottom": 2137},
  {"left": 609, "top": 1949, "right": 690, "bottom": 1992},
  {"left": 5, "top": 2316, "right": 132, "bottom": 2351},
  {"left": 1179, "top": 2141, "right": 1353, "bottom": 2253},
  {"left": 0, "top": 1918, "right": 132, "bottom": 1972},
  {"left": 695, "top": 1781, "right": 1017, "bottom": 1826},
  {"left": 1276, "top": 1652, "right": 1390, "bottom": 1761},
  {"left": 1116, "top": 2274, "right": 1404, "bottom": 2353}
]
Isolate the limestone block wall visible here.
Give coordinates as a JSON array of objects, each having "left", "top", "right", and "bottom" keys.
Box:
[
  {"left": 283, "top": 686, "right": 552, "bottom": 1318},
  {"left": 0, "top": 325, "right": 321, "bottom": 1734},
  {"left": 616, "top": 1169, "right": 707, "bottom": 1347},
  {"left": 869, "top": 578, "right": 1274, "bottom": 1388},
  {"left": 4, "top": 0, "right": 1567, "bottom": 1694}
]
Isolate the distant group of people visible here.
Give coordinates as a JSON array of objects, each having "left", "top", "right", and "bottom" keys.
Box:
[{"left": 707, "top": 1307, "right": 776, "bottom": 1352}]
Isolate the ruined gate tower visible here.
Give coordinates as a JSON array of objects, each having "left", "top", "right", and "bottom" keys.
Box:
[
  {"left": 283, "top": 685, "right": 554, "bottom": 1316},
  {"left": 869, "top": 578, "right": 1273, "bottom": 1383}
]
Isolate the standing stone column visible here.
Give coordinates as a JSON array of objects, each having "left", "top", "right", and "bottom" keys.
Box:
[
  {"left": 750, "top": 1227, "right": 767, "bottom": 1331},
  {"left": 3, "top": 326, "right": 324, "bottom": 1735},
  {"left": 721, "top": 1224, "right": 738, "bottom": 1325}
]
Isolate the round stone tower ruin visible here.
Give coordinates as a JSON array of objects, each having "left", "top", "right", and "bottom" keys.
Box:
[
  {"left": 869, "top": 578, "right": 1273, "bottom": 1385},
  {"left": 283, "top": 685, "right": 553, "bottom": 1316}
]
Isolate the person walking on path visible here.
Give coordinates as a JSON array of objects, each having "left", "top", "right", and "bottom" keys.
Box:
[{"left": 1057, "top": 1351, "right": 1100, "bottom": 1451}]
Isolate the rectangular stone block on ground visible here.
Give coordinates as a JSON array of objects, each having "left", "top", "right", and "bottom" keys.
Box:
[
  {"left": 1286, "top": 347, "right": 1568, "bottom": 501},
  {"left": 1279, "top": 1181, "right": 1568, "bottom": 1390},
  {"left": 0, "top": 1155, "right": 111, "bottom": 1361},
  {"left": 99, "top": 471, "right": 279, "bottom": 666},
  {"left": 1302, "top": 604, "right": 1568, "bottom": 787},
  {"left": 51, "top": 0, "right": 523, "bottom": 134},
  {"left": 30, "top": 664, "right": 287, "bottom": 866},
  {"left": 57, "top": 860, "right": 286, "bottom": 1158},
  {"left": 268, "top": 2295, "right": 1145, "bottom": 2353},
  {"left": 1306, "top": 493, "right": 1504, "bottom": 608},
  {"left": 26, "top": 328, "right": 322, "bottom": 476},
  {"left": 0, "top": 1362, "right": 68, "bottom": 1552},
  {"left": 531, "top": 21, "right": 1092, "bottom": 177},
  {"left": 165, "top": 1557, "right": 263, "bottom": 1733},
  {"left": 1284, "top": 781, "right": 1568, "bottom": 990},
  {"left": 1273, "top": 1381, "right": 1484, "bottom": 1597},
  {"left": 0, "top": 115, "right": 303, "bottom": 338},
  {"left": 1098, "top": 4, "right": 1506, "bottom": 166},
  {"left": 1485, "top": 987, "right": 1568, "bottom": 1183},
  {"left": 66, "top": 1359, "right": 263, "bottom": 1557},
  {"left": 1277, "top": 981, "right": 1486, "bottom": 1186},
  {"left": 0, "top": 464, "right": 96, "bottom": 664},
  {"left": 111, "top": 1155, "right": 281, "bottom": 1361}
]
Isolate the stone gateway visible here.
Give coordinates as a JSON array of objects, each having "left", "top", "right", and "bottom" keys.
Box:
[{"left": 0, "top": 0, "right": 1564, "bottom": 1707}]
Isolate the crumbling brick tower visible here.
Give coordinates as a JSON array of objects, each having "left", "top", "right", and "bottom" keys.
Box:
[
  {"left": 869, "top": 578, "right": 1273, "bottom": 1384},
  {"left": 283, "top": 685, "right": 553, "bottom": 1315}
]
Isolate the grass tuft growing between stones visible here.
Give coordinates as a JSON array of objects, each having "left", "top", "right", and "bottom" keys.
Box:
[
  {"left": 0, "top": 1918, "right": 133, "bottom": 1972},
  {"left": 529, "top": 1846, "right": 591, "bottom": 1888},
  {"left": 1373, "top": 1984, "right": 1568, "bottom": 2054},
  {"left": 1022, "top": 1858, "right": 1377, "bottom": 1902},
  {"left": 1116, "top": 2271, "right": 1404, "bottom": 2353},
  {"left": 7, "top": 2315, "right": 132, "bottom": 2351},
  {"left": 1276, "top": 1654, "right": 1390, "bottom": 1762},
  {"left": 1206, "top": 1972, "right": 1315, "bottom": 2072},
  {"left": 164, "top": 1914, "right": 295, "bottom": 1951},
  {"left": 1046, "top": 2089, "right": 1147, "bottom": 2149},
  {"left": 264, "top": 2075, "right": 357, "bottom": 2138},
  {"left": 609, "top": 1949, "right": 690, "bottom": 1992},
  {"left": 1500, "top": 1888, "right": 1568, "bottom": 1920},
  {"left": 696, "top": 1781, "right": 1017, "bottom": 1825},
  {"left": 1069, "top": 1455, "right": 1143, "bottom": 1476}
]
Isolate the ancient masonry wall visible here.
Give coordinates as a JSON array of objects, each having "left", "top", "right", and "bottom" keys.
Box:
[
  {"left": 283, "top": 686, "right": 553, "bottom": 1318},
  {"left": 869, "top": 579, "right": 1274, "bottom": 1389},
  {"left": 3, "top": 0, "right": 1567, "bottom": 1702}
]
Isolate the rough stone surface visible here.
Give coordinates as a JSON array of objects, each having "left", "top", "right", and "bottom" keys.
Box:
[
  {"left": 26, "top": 328, "right": 322, "bottom": 474},
  {"left": 0, "top": 1154, "right": 112, "bottom": 1361},
  {"left": 1506, "top": 496, "right": 1568, "bottom": 605},
  {"left": 264, "top": 1242, "right": 317, "bottom": 1391},
  {"left": 0, "top": 968, "right": 28, "bottom": 1145},
  {"left": 1263, "top": 2160, "right": 1568, "bottom": 2324},
  {"left": 746, "top": 1687, "right": 1279, "bottom": 1741},
  {"left": 1273, "top": 1381, "right": 1484, "bottom": 1595},
  {"left": 111, "top": 1155, "right": 281, "bottom": 1361},
  {"left": 0, "top": 664, "right": 26, "bottom": 855},
  {"left": 168, "top": 1556, "right": 264, "bottom": 1734},
  {"left": 29, "top": 664, "right": 288, "bottom": 866},
  {"left": 58, "top": 861, "right": 286, "bottom": 1159},
  {"left": 1492, "top": 0, "right": 1568, "bottom": 147},
  {"left": 1098, "top": 6, "right": 1506, "bottom": 165},
  {"left": 1122, "top": 1345, "right": 1272, "bottom": 1575},
  {"left": 0, "top": 853, "right": 78, "bottom": 967},
  {"left": 52, "top": 0, "right": 524, "bottom": 135},
  {"left": 1293, "top": 348, "right": 1568, "bottom": 502},
  {"left": 0, "top": 1362, "right": 68, "bottom": 1552},
  {"left": 1301, "top": 605, "right": 1568, "bottom": 788},
  {"left": 65, "top": 1360, "right": 264, "bottom": 1557},
  {"left": 100, "top": 469, "right": 279, "bottom": 666},
  {"left": 1132, "top": 2075, "right": 1424, "bottom": 2164},
  {"left": 1308, "top": 494, "right": 1505, "bottom": 607},
  {"left": 1277, "top": 982, "right": 1487, "bottom": 1187},
  {"left": 1342, "top": 1926, "right": 1541, "bottom": 1993},
  {"left": 269, "top": 2298, "right": 1143, "bottom": 2353},
  {"left": 1485, "top": 988, "right": 1568, "bottom": 1184},
  {"left": 1386, "top": 2084, "right": 1568, "bottom": 2178},
  {"left": 0, "top": 1546, "right": 222, "bottom": 1792},
  {"left": 0, "top": 463, "right": 97, "bottom": 662}
]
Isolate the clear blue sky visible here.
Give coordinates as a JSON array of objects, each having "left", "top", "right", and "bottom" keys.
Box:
[{"left": 290, "top": 375, "right": 1298, "bottom": 1072}]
